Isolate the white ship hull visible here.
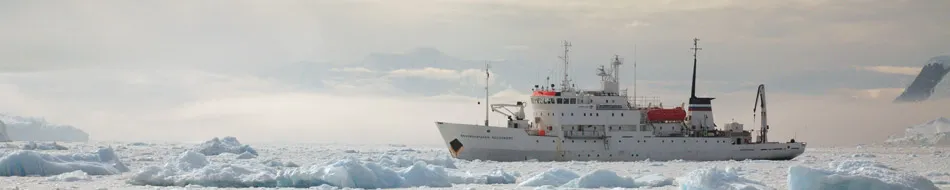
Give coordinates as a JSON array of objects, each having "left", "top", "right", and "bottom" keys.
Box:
[{"left": 436, "top": 122, "right": 805, "bottom": 162}]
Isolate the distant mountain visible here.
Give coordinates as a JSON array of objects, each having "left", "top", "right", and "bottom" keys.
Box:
[
  {"left": 0, "top": 114, "right": 89, "bottom": 142},
  {"left": 885, "top": 117, "right": 950, "bottom": 146},
  {"left": 894, "top": 56, "right": 950, "bottom": 103}
]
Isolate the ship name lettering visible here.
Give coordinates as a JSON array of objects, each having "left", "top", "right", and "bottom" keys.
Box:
[{"left": 460, "top": 135, "right": 513, "bottom": 140}]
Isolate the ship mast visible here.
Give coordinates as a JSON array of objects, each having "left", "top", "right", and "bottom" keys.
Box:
[
  {"left": 559, "top": 40, "right": 573, "bottom": 92},
  {"left": 633, "top": 44, "right": 638, "bottom": 103},
  {"left": 484, "top": 62, "right": 491, "bottom": 127},
  {"left": 690, "top": 38, "right": 702, "bottom": 98}
]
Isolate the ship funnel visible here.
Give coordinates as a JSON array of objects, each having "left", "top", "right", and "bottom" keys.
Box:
[{"left": 687, "top": 38, "right": 716, "bottom": 131}]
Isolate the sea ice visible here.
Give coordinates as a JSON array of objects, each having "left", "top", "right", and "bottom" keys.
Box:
[
  {"left": 678, "top": 166, "right": 774, "bottom": 190},
  {"left": 787, "top": 159, "right": 939, "bottom": 190},
  {"left": 46, "top": 170, "right": 92, "bottom": 182},
  {"left": 518, "top": 168, "right": 580, "bottom": 187},
  {"left": 21, "top": 141, "right": 69, "bottom": 150},
  {"left": 886, "top": 117, "right": 950, "bottom": 146},
  {"left": 129, "top": 151, "right": 516, "bottom": 188},
  {"left": 193, "top": 136, "right": 258, "bottom": 156},
  {"left": 0, "top": 147, "right": 128, "bottom": 176}
]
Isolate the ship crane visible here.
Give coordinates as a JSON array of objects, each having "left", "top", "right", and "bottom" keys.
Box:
[
  {"left": 753, "top": 84, "right": 769, "bottom": 143},
  {"left": 491, "top": 101, "right": 527, "bottom": 121}
]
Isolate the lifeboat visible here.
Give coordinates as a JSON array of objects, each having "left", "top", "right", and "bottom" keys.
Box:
[
  {"left": 646, "top": 107, "right": 687, "bottom": 121},
  {"left": 532, "top": 91, "right": 557, "bottom": 96}
]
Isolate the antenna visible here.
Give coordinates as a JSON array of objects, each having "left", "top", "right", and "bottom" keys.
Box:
[
  {"left": 558, "top": 40, "right": 573, "bottom": 92},
  {"left": 633, "top": 44, "right": 638, "bottom": 104},
  {"left": 690, "top": 38, "right": 702, "bottom": 98},
  {"left": 484, "top": 61, "right": 491, "bottom": 127}
]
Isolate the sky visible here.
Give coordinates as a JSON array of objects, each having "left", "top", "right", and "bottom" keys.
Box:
[{"left": 0, "top": 0, "right": 948, "bottom": 146}]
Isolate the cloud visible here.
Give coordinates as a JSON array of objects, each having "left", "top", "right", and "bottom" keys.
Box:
[
  {"left": 330, "top": 67, "right": 375, "bottom": 74},
  {"left": 1, "top": 0, "right": 947, "bottom": 147},
  {"left": 859, "top": 66, "right": 921, "bottom": 76}
]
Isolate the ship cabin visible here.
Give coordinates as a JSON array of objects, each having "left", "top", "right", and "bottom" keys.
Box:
[{"left": 516, "top": 54, "right": 753, "bottom": 143}]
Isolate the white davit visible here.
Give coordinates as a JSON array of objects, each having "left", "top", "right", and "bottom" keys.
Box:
[{"left": 435, "top": 39, "right": 806, "bottom": 162}]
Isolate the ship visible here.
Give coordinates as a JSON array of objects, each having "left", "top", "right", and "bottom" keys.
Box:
[
  {"left": 894, "top": 56, "right": 950, "bottom": 103},
  {"left": 434, "top": 39, "right": 806, "bottom": 161}
]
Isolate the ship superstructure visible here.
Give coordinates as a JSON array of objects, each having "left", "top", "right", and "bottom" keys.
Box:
[{"left": 434, "top": 39, "right": 806, "bottom": 161}]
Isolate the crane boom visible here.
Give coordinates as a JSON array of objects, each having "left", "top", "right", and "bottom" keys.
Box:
[{"left": 753, "top": 84, "right": 768, "bottom": 143}]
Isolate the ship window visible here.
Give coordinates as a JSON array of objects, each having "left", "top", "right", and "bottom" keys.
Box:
[
  {"left": 596, "top": 113, "right": 599, "bottom": 116},
  {"left": 561, "top": 113, "right": 564, "bottom": 116},
  {"left": 571, "top": 113, "right": 574, "bottom": 116},
  {"left": 583, "top": 113, "right": 587, "bottom": 116},
  {"left": 557, "top": 98, "right": 563, "bottom": 104},
  {"left": 612, "top": 113, "right": 615, "bottom": 116},
  {"left": 605, "top": 100, "right": 609, "bottom": 103},
  {"left": 621, "top": 113, "right": 624, "bottom": 117},
  {"left": 570, "top": 98, "right": 577, "bottom": 104}
]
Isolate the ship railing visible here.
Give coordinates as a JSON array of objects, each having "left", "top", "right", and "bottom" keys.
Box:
[{"left": 628, "top": 96, "right": 662, "bottom": 108}]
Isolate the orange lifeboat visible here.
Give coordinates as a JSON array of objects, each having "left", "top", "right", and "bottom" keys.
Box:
[
  {"left": 532, "top": 91, "right": 557, "bottom": 96},
  {"left": 646, "top": 107, "right": 687, "bottom": 121}
]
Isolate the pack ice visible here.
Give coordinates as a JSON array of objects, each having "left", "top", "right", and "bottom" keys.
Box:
[
  {"left": 788, "top": 159, "right": 939, "bottom": 190},
  {"left": 886, "top": 117, "right": 950, "bottom": 146},
  {"left": 127, "top": 136, "right": 517, "bottom": 188},
  {"left": 0, "top": 147, "right": 129, "bottom": 176}
]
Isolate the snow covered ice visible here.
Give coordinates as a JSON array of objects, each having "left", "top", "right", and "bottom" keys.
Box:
[
  {"left": 1, "top": 137, "right": 950, "bottom": 189},
  {"left": 788, "top": 160, "right": 939, "bottom": 190},
  {"left": 886, "top": 117, "right": 950, "bottom": 146}
]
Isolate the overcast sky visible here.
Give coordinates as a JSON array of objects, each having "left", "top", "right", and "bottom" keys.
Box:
[{"left": 1, "top": 0, "right": 948, "bottom": 146}]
